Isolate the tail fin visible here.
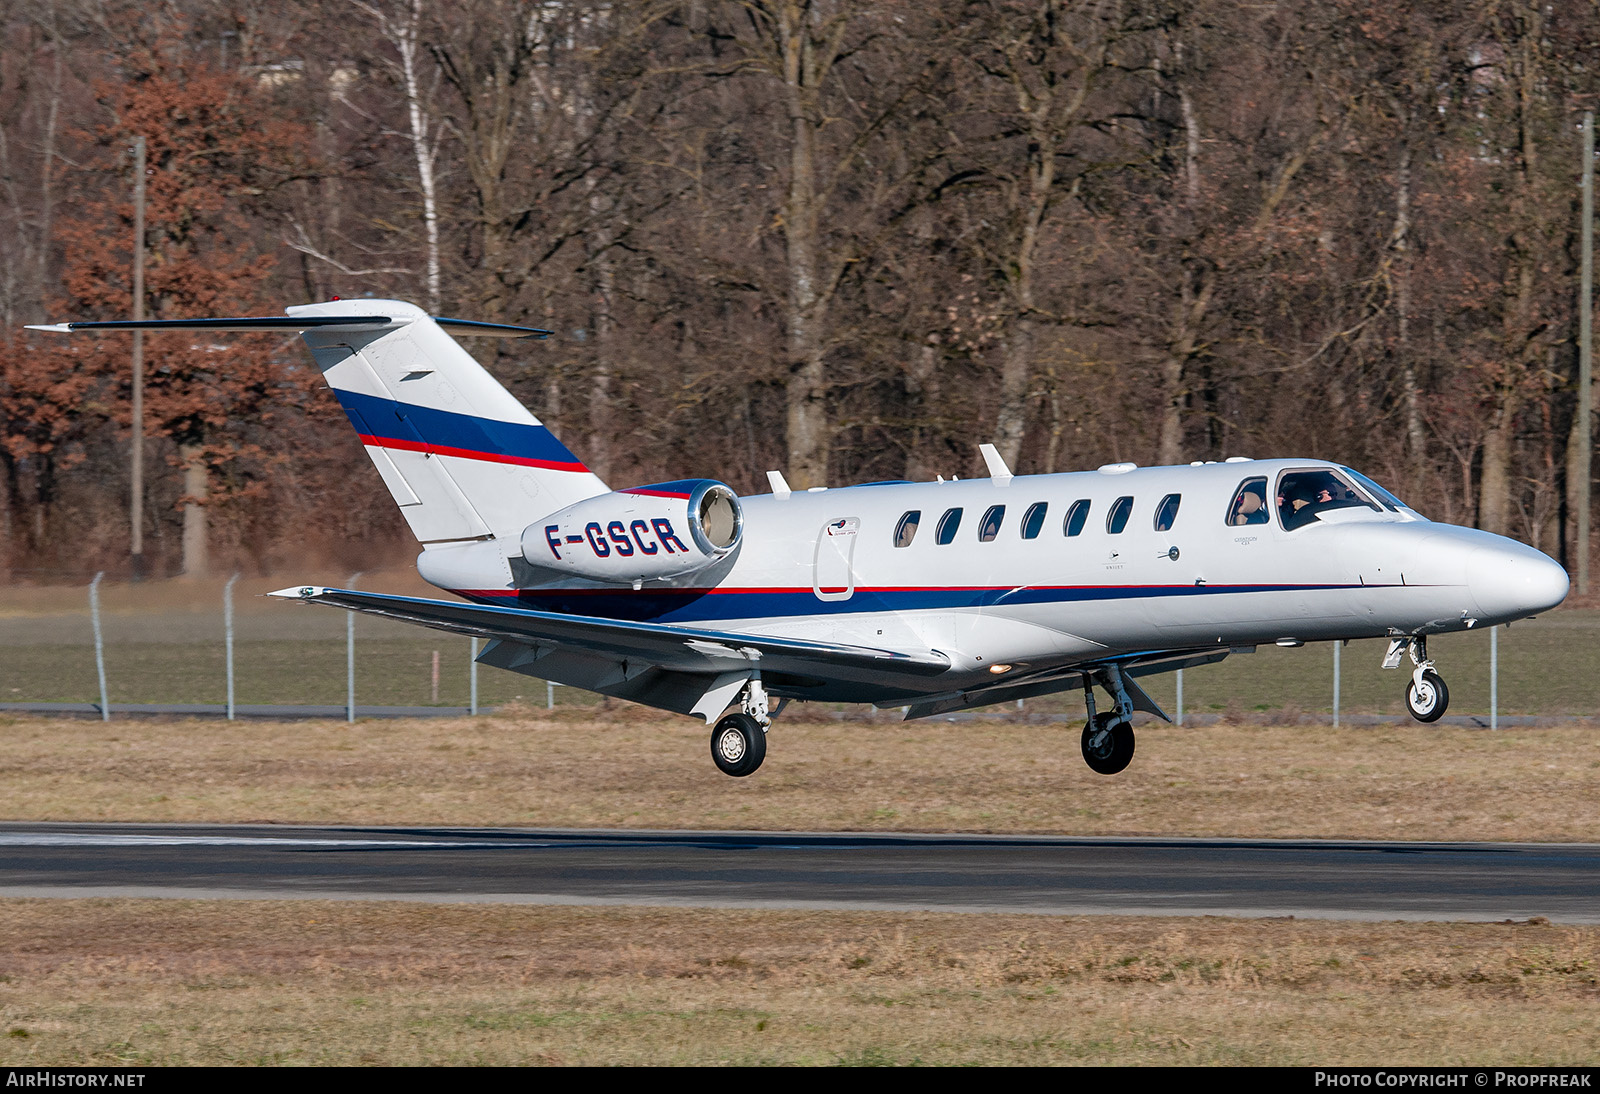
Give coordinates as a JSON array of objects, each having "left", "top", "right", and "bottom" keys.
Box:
[
  {"left": 290, "top": 299, "right": 607, "bottom": 546},
  {"left": 28, "top": 297, "right": 603, "bottom": 546}
]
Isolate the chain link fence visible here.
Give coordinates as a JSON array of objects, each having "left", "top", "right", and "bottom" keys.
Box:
[{"left": 0, "top": 576, "right": 1593, "bottom": 720}]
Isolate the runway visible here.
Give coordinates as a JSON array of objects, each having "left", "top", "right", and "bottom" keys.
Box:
[{"left": 2, "top": 822, "right": 1596, "bottom": 922}]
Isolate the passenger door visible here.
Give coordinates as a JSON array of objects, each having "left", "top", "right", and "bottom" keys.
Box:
[{"left": 812, "top": 517, "right": 859, "bottom": 602}]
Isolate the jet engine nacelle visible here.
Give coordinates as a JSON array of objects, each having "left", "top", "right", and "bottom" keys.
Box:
[{"left": 520, "top": 479, "right": 743, "bottom": 583}]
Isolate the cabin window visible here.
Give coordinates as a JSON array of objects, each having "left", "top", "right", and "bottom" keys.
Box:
[
  {"left": 893, "top": 510, "right": 921, "bottom": 548},
  {"left": 1276, "top": 469, "right": 1380, "bottom": 531},
  {"left": 1020, "top": 502, "right": 1048, "bottom": 540},
  {"left": 1154, "top": 493, "right": 1181, "bottom": 532},
  {"left": 1063, "top": 499, "right": 1090, "bottom": 537},
  {"left": 978, "top": 505, "right": 1006, "bottom": 542},
  {"left": 936, "top": 507, "right": 963, "bottom": 545},
  {"left": 1227, "top": 477, "right": 1270, "bottom": 526},
  {"left": 1106, "top": 496, "right": 1133, "bottom": 534}
]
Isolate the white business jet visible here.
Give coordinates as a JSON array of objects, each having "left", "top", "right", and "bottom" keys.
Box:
[{"left": 32, "top": 299, "right": 1570, "bottom": 776}]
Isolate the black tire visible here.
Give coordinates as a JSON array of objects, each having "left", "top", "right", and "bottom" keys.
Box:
[
  {"left": 711, "top": 712, "right": 767, "bottom": 777},
  {"left": 1406, "top": 670, "right": 1449, "bottom": 723},
  {"left": 1081, "top": 713, "right": 1135, "bottom": 775}
]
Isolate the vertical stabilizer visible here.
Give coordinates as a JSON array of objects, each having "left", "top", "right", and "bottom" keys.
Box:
[{"left": 291, "top": 299, "right": 608, "bottom": 546}]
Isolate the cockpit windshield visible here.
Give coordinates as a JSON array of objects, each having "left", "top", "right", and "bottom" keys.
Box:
[
  {"left": 1276, "top": 468, "right": 1381, "bottom": 531},
  {"left": 1341, "top": 467, "right": 1414, "bottom": 514}
]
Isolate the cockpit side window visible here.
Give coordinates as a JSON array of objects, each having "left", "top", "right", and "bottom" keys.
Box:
[
  {"left": 894, "top": 510, "right": 920, "bottom": 548},
  {"left": 1226, "top": 478, "right": 1270, "bottom": 526},
  {"left": 1276, "top": 469, "right": 1380, "bottom": 531}
]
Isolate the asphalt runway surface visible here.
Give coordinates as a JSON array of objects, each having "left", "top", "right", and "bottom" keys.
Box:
[{"left": 1, "top": 823, "right": 1596, "bottom": 922}]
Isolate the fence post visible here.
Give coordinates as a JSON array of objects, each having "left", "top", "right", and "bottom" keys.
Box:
[
  {"left": 1175, "top": 668, "right": 1183, "bottom": 727},
  {"left": 469, "top": 637, "right": 479, "bottom": 715},
  {"left": 89, "top": 572, "right": 109, "bottom": 722},
  {"left": 547, "top": 680, "right": 554, "bottom": 710},
  {"left": 1490, "top": 625, "right": 1498, "bottom": 730},
  {"left": 346, "top": 571, "right": 362, "bottom": 724},
  {"left": 224, "top": 573, "right": 239, "bottom": 720},
  {"left": 1333, "top": 640, "right": 1341, "bottom": 728}
]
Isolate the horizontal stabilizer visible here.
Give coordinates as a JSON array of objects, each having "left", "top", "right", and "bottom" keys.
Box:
[{"left": 26, "top": 315, "right": 550, "bottom": 338}]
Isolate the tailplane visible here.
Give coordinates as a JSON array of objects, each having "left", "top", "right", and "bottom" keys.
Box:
[{"left": 31, "top": 298, "right": 608, "bottom": 547}]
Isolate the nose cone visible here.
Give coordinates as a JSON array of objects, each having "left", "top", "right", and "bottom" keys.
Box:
[{"left": 1467, "top": 539, "right": 1569, "bottom": 621}]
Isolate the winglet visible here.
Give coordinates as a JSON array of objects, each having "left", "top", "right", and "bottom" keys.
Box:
[
  {"left": 766, "top": 470, "right": 792, "bottom": 500},
  {"left": 979, "top": 443, "right": 1013, "bottom": 487}
]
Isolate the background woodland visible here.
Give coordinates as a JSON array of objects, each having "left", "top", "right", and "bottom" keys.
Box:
[{"left": 1, "top": 0, "right": 1597, "bottom": 579}]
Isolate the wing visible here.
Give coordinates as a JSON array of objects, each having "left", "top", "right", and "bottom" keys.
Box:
[{"left": 271, "top": 586, "right": 950, "bottom": 721}]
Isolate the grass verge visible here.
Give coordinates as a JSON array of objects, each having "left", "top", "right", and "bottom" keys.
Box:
[
  {"left": 1, "top": 900, "right": 1595, "bottom": 1066},
  {"left": 1, "top": 711, "right": 1597, "bottom": 840}
]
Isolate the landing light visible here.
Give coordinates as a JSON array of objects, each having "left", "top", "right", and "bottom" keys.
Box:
[{"left": 989, "top": 663, "right": 1013, "bottom": 674}]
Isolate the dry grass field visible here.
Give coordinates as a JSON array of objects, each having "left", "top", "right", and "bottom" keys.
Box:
[
  {"left": 3, "top": 709, "right": 1598, "bottom": 1065},
  {"left": 0, "top": 709, "right": 1596, "bottom": 840},
  {"left": 0, "top": 901, "right": 1596, "bottom": 1066}
]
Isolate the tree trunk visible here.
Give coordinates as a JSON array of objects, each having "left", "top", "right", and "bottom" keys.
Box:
[
  {"left": 993, "top": 315, "right": 1035, "bottom": 469},
  {"left": 180, "top": 445, "right": 209, "bottom": 579},
  {"left": 782, "top": 16, "right": 829, "bottom": 490},
  {"left": 1392, "top": 138, "right": 1427, "bottom": 497},
  {"left": 1158, "top": 264, "right": 1215, "bottom": 466},
  {"left": 1480, "top": 3, "right": 1544, "bottom": 537}
]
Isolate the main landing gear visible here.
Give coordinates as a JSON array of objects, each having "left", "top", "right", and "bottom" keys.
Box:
[
  {"left": 1385, "top": 635, "right": 1450, "bottom": 723},
  {"left": 1080, "top": 664, "right": 1137, "bottom": 775},
  {"left": 710, "top": 675, "right": 780, "bottom": 777}
]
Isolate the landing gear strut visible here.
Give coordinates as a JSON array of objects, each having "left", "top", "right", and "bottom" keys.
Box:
[
  {"left": 1385, "top": 636, "right": 1450, "bottom": 723},
  {"left": 709, "top": 675, "right": 777, "bottom": 777},
  {"left": 1080, "top": 665, "right": 1136, "bottom": 775}
]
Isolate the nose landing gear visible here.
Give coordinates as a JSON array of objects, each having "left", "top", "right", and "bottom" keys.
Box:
[{"left": 1385, "top": 636, "right": 1451, "bottom": 723}]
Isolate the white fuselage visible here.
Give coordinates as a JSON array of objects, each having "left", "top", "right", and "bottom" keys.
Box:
[{"left": 418, "top": 457, "right": 1569, "bottom": 705}]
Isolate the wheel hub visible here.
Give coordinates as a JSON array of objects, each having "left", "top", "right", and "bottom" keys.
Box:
[{"left": 717, "top": 728, "right": 746, "bottom": 763}]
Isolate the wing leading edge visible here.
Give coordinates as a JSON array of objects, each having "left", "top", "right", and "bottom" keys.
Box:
[{"left": 270, "top": 586, "right": 951, "bottom": 721}]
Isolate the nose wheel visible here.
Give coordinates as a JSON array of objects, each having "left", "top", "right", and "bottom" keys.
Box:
[
  {"left": 1385, "top": 636, "right": 1451, "bottom": 723},
  {"left": 1081, "top": 712, "right": 1135, "bottom": 775},
  {"left": 1405, "top": 669, "right": 1449, "bottom": 723}
]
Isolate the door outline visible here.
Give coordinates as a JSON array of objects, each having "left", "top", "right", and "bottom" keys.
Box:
[{"left": 812, "top": 517, "right": 859, "bottom": 602}]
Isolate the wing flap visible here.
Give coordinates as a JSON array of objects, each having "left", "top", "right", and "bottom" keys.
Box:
[{"left": 897, "top": 647, "right": 1234, "bottom": 720}]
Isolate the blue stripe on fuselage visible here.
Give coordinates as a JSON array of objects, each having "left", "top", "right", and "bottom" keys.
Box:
[{"left": 453, "top": 583, "right": 1384, "bottom": 624}]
